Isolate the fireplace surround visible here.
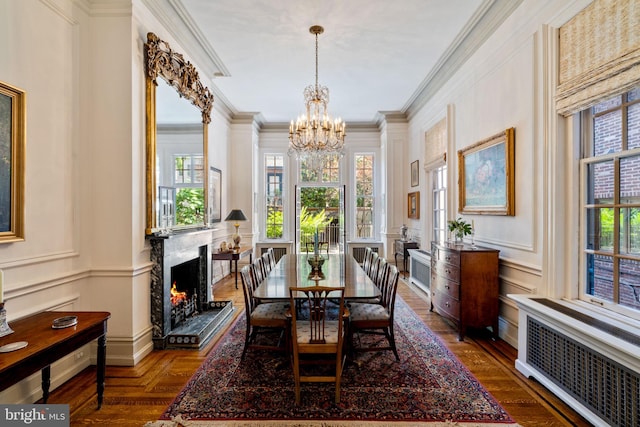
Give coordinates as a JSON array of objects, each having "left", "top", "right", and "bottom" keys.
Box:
[{"left": 149, "top": 228, "right": 233, "bottom": 349}]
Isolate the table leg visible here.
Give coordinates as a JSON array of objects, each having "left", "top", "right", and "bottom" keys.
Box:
[
  {"left": 234, "top": 259, "right": 239, "bottom": 289},
  {"left": 97, "top": 334, "right": 106, "bottom": 409},
  {"left": 41, "top": 365, "right": 51, "bottom": 403}
]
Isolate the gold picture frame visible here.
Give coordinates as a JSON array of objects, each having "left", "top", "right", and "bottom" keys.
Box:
[
  {"left": 458, "top": 127, "right": 515, "bottom": 216},
  {"left": 408, "top": 191, "right": 420, "bottom": 219},
  {"left": 411, "top": 160, "right": 419, "bottom": 187},
  {"left": 0, "top": 80, "right": 25, "bottom": 243}
]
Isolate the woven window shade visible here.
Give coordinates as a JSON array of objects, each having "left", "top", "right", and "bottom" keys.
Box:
[
  {"left": 424, "top": 117, "right": 447, "bottom": 170},
  {"left": 556, "top": 0, "right": 640, "bottom": 116}
]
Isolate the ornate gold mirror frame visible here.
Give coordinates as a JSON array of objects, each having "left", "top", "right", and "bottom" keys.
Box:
[{"left": 145, "top": 32, "right": 213, "bottom": 235}]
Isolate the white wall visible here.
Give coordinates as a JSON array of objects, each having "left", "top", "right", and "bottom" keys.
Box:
[
  {"left": 0, "top": 0, "right": 237, "bottom": 403},
  {"left": 406, "top": 0, "right": 592, "bottom": 346}
]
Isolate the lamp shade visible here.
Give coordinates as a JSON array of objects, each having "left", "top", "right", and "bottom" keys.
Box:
[{"left": 224, "top": 209, "right": 247, "bottom": 222}]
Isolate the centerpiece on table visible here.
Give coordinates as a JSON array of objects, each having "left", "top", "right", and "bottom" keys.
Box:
[{"left": 300, "top": 207, "right": 330, "bottom": 279}]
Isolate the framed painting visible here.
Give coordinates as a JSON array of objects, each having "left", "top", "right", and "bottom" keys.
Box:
[
  {"left": 411, "top": 160, "right": 419, "bottom": 187},
  {"left": 209, "top": 167, "right": 222, "bottom": 223},
  {"left": 0, "top": 81, "right": 25, "bottom": 243},
  {"left": 458, "top": 127, "right": 515, "bottom": 216},
  {"left": 408, "top": 191, "right": 420, "bottom": 219}
]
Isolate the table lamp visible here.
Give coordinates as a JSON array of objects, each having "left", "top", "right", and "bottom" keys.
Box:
[{"left": 225, "top": 209, "right": 247, "bottom": 249}]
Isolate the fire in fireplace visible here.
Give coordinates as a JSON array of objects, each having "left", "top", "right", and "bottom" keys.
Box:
[{"left": 171, "top": 258, "right": 200, "bottom": 329}]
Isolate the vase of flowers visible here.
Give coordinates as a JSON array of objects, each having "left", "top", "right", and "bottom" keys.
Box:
[{"left": 448, "top": 217, "right": 472, "bottom": 244}]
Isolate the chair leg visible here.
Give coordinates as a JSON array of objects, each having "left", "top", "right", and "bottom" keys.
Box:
[
  {"left": 241, "top": 325, "right": 251, "bottom": 360},
  {"left": 386, "top": 325, "right": 400, "bottom": 361}
]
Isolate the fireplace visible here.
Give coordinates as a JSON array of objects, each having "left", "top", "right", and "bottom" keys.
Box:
[
  {"left": 149, "top": 229, "right": 234, "bottom": 349},
  {"left": 170, "top": 258, "right": 200, "bottom": 329}
]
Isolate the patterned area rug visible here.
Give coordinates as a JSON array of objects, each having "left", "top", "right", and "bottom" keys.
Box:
[{"left": 146, "top": 295, "right": 518, "bottom": 427}]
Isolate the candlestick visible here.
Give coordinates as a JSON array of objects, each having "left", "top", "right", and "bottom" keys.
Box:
[{"left": 0, "top": 303, "right": 14, "bottom": 337}]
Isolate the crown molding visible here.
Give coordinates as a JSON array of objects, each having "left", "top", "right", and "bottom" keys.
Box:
[
  {"left": 141, "top": 0, "right": 229, "bottom": 78},
  {"left": 404, "top": 0, "right": 524, "bottom": 119}
]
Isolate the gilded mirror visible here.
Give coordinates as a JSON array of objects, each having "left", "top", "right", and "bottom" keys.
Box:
[{"left": 145, "top": 32, "right": 213, "bottom": 234}]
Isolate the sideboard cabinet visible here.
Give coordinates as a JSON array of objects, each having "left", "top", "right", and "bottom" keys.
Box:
[{"left": 430, "top": 241, "right": 499, "bottom": 340}]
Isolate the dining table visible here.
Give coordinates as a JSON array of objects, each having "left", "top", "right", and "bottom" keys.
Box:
[{"left": 253, "top": 253, "right": 381, "bottom": 301}]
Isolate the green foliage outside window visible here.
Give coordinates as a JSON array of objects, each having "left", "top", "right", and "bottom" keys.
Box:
[
  {"left": 175, "top": 188, "right": 204, "bottom": 225},
  {"left": 266, "top": 209, "right": 283, "bottom": 239}
]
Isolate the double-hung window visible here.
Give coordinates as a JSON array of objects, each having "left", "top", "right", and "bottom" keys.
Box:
[
  {"left": 173, "top": 154, "right": 204, "bottom": 224},
  {"left": 581, "top": 87, "right": 640, "bottom": 317},
  {"left": 354, "top": 154, "right": 374, "bottom": 239},
  {"left": 265, "top": 154, "right": 284, "bottom": 239}
]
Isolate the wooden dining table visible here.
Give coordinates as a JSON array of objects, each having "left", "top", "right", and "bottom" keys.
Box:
[{"left": 253, "top": 253, "right": 380, "bottom": 301}]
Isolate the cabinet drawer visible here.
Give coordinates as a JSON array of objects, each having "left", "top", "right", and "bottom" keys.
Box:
[
  {"left": 432, "top": 261, "right": 460, "bottom": 283},
  {"left": 434, "top": 293, "right": 460, "bottom": 320},
  {"left": 433, "top": 246, "right": 460, "bottom": 266},
  {"left": 433, "top": 275, "right": 460, "bottom": 300}
]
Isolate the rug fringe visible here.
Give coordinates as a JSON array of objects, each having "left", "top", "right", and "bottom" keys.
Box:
[{"left": 144, "top": 415, "right": 522, "bottom": 427}]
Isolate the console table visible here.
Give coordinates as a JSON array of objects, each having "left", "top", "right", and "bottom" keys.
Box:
[
  {"left": 394, "top": 240, "right": 419, "bottom": 278},
  {"left": 0, "top": 311, "right": 110, "bottom": 409},
  {"left": 212, "top": 247, "right": 253, "bottom": 289}
]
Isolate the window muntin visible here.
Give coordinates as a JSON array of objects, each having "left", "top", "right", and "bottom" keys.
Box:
[
  {"left": 432, "top": 165, "right": 447, "bottom": 243},
  {"left": 173, "top": 154, "right": 204, "bottom": 225},
  {"left": 355, "top": 154, "right": 374, "bottom": 239},
  {"left": 174, "top": 155, "right": 204, "bottom": 185},
  {"left": 265, "top": 154, "right": 284, "bottom": 239},
  {"left": 582, "top": 88, "right": 640, "bottom": 315},
  {"left": 300, "top": 154, "right": 340, "bottom": 183}
]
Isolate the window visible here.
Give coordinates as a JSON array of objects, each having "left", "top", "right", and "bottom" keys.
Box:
[
  {"left": 300, "top": 154, "right": 340, "bottom": 183},
  {"left": 173, "top": 154, "right": 204, "bottom": 225},
  {"left": 174, "top": 154, "right": 204, "bottom": 185},
  {"left": 581, "top": 87, "right": 640, "bottom": 316},
  {"left": 265, "top": 154, "right": 284, "bottom": 239},
  {"left": 432, "top": 165, "right": 447, "bottom": 243},
  {"left": 355, "top": 154, "right": 374, "bottom": 238}
]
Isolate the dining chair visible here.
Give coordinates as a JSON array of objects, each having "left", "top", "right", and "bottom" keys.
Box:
[
  {"left": 347, "top": 257, "right": 385, "bottom": 306},
  {"left": 347, "top": 262, "right": 401, "bottom": 361},
  {"left": 266, "top": 247, "right": 277, "bottom": 269},
  {"left": 288, "top": 285, "right": 348, "bottom": 404},
  {"left": 253, "top": 257, "right": 266, "bottom": 283},
  {"left": 261, "top": 251, "right": 272, "bottom": 276},
  {"left": 366, "top": 251, "right": 379, "bottom": 279},
  {"left": 368, "top": 253, "right": 381, "bottom": 282},
  {"left": 240, "top": 265, "right": 290, "bottom": 359},
  {"left": 362, "top": 247, "right": 373, "bottom": 271}
]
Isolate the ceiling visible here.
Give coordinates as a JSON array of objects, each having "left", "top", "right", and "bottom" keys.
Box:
[{"left": 150, "top": 0, "right": 517, "bottom": 125}]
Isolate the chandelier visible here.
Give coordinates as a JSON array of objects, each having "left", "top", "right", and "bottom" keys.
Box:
[{"left": 288, "top": 25, "right": 346, "bottom": 169}]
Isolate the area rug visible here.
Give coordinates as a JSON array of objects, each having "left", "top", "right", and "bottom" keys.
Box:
[{"left": 145, "top": 295, "right": 519, "bottom": 427}]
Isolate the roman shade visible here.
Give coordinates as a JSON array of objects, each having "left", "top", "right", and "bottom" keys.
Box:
[
  {"left": 556, "top": 0, "right": 640, "bottom": 116},
  {"left": 424, "top": 117, "right": 447, "bottom": 170}
]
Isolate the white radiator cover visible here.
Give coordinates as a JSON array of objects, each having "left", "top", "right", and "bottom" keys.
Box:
[
  {"left": 509, "top": 294, "right": 640, "bottom": 427},
  {"left": 408, "top": 249, "right": 431, "bottom": 297}
]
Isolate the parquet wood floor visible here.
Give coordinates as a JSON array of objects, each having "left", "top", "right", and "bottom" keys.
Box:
[{"left": 42, "top": 271, "right": 592, "bottom": 426}]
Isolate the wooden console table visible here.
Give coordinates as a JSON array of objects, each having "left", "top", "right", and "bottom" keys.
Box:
[
  {"left": 0, "top": 311, "right": 110, "bottom": 409},
  {"left": 395, "top": 240, "right": 419, "bottom": 278},
  {"left": 212, "top": 247, "right": 253, "bottom": 289}
]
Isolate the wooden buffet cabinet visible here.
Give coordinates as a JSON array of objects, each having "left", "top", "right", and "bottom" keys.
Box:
[{"left": 430, "top": 241, "right": 499, "bottom": 341}]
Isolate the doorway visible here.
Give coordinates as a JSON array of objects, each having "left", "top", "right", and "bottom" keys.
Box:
[{"left": 295, "top": 186, "right": 345, "bottom": 255}]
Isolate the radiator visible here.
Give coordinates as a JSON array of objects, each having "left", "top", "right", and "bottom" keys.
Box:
[
  {"left": 408, "top": 249, "right": 431, "bottom": 297},
  {"left": 259, "top": 247, "right": 287, "bottom": 263},
  {"left": 351, "top": 246, "right": 378, "bottom": 263},
  {"left": 510, "top": 295, "right": 640, "bottom": 427}
]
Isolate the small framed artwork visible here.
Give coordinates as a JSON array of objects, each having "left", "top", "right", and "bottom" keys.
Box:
[
  {"left": 458, "top": 127, "right": 515, "bottom": 216},
  {"left": 209, "top": 167, "right": 222, "bottom": 223},
  {"left": 0, "top": 81, "right": 25, "bottom": 243},
  {"left": 408, "top": 191, "right": 420, "bottom": 219},
  {"left": 411, "top": 160, "right": 419, "bottom": 187}
]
